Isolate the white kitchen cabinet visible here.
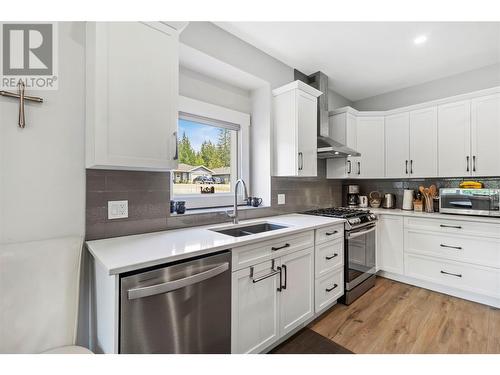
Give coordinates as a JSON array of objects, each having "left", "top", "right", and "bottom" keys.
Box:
[
  {"left": 279, "top": 247, "right": 314, "bottom": 336},
  {"left": 409, "top": 106, "right": 438, "bottom": 177},
  {"left": 231, "top": 232, "right": 316, "bottom": 353},
  {"left": 438, "top": 100, "right": 472, "bottom": 177},
  {"left": 86, "top": 22, "right": 179, "bottom": 171},
  {"left": 231, "top": 259, "right": 280, "bottom": 354},
  {"left": 377, "top": 215, "right": 404, "bottom": 275},
  {"left": 355, "top": 116, "right": 385, "bottom": 178},
  {"left": 471, "top": 93, "right": 500, "bottom": 176},
  {"left": 273, "top": 81, "right": 322, "bottom": 177},
  {"left": 385, "top": 112, "right": 410, "bottom": 178},
  {"left": 329, "top": 111, "right": 357, "bottom": 150}
]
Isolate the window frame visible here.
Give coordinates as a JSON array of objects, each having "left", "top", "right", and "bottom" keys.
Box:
[{"left": 173, "top": 96, "right": 250, "bottom": 209}]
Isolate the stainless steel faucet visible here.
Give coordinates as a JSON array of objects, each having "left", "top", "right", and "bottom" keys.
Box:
[{"left": 227, "top": 179, "right": 248, "bottom": 224}]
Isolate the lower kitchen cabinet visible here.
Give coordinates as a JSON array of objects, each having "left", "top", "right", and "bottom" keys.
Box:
[
  {"left": 279, "top": 247, "right": 314, "bottom": 337},
  {"left": 231, "top": 259, "right": 280, "bottom": 354},
  {"left": 315, "top": 268, "right": 344, "bottom": 312},
  {"left": 231, "top": 247, "right": 314, "bottom": 353},
  {"left": 377, "top": 215, "right": 404, "bottom": 275}
]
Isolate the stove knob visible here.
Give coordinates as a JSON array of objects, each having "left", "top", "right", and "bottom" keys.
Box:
[{"left": 369, "top": 214, "right": 376, "bottom": 220}]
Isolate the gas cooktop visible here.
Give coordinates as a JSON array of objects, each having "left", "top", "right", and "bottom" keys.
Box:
[{"left": 303, "top": 207, "right": 377, "bottom": 230}]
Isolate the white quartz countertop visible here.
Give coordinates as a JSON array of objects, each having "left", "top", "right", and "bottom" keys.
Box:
[
  {"left": 369, "top": 207, "right": 500, "bottom": 224},
  {"left": 86, "top": 213, "right": 345, "bottom": 275}
]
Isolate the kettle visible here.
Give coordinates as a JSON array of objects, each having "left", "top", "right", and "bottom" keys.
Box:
[{"left": 383, "top": 193, "right": 396, "bottom": 209}]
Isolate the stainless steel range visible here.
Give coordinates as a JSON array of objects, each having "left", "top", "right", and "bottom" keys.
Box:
[{"left": 304, "top": 207, "right": 377, "bottom": 305}]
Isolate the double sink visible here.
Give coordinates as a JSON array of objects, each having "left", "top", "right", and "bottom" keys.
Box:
[{"left": 210, "top": 222, "right": 288, "bottom": 237}]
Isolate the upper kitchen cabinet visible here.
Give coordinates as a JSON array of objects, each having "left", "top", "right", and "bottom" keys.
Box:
[
  {"left": 86, "top": 22, "right": 179, "bottom": 171},
  {"left": 385, "top": 112, "right": 410, "bottom": 178},
  {"left": 438, "top": 100, "right": 471, "bottom": 177},
  {"left": 471, "top": 94, "right": 500, "bottom": 176},
  {"left": 354, "top": 116, "right": 385, "bottom": 178},
  {"left": 409, "top": 107, "right": 438, "bottom": 178},
  {"left": 273, "top": 81, "right": 322, "bottom": 177}
]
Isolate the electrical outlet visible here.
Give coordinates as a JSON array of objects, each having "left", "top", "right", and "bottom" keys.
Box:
[
  {"left": 277, "top": 194, "right": 286, "bottom": 205},
  {"left": 108, "top": 200, "right": 128, "bottom": 219}
]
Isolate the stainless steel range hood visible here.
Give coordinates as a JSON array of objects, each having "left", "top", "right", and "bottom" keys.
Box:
[{"left": 294, "top": 70, "right": 360, "bottom": 159}]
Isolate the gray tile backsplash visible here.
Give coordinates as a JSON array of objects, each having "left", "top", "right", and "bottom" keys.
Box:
[
  {"left": 342, "top": 177, "right": 500, "bottom": 208},
  {"left": 85, "top": 160, "right": 342, "bottom": 240}
]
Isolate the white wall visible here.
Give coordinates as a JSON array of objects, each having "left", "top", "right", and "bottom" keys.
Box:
[
  {"left": 179, "top": 66, "right": 252, "bottom": 113},
  {"left": 0, "top": 22, "right": 85, "bottom": 244},
  {"left": 328, "top": 88, "right": 353, "bottom": 110},
  {"left": 353, "top": 63, "right": 500, "bottom": 110}
]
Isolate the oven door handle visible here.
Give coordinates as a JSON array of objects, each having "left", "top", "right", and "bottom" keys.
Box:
[{"left": 347, "top": 225, "right": 376, "bottom": 239}]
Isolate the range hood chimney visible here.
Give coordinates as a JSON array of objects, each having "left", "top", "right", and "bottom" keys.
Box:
[{"left": 294, "top": 70, "right": 360, "bottom": 159}]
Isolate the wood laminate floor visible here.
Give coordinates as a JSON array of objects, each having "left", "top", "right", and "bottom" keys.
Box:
[{"left": 310, "top": 277, "right": 500, "bottom": 354}]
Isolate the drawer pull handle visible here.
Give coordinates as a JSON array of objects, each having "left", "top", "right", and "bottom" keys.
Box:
[
  {"left": 325, "top": 284, "right": 338, "bottom": 292},
  {"left": 325, "top": 230, "right": 338, "bottom": 236},
  {"left": 325, "top": 253, "right": 339, "bottom": 260},
  {"left": 440, "top": 270, "right": 462, "bottom": 278},
  {"left": 271, "top": 243, "right": 290, "bottom": 251},
  {"left": 440, "top": 244, "right": 462, "bottom": 250},
  {"left": 440, "top": 224, "right": 462, "bottom": 229}
]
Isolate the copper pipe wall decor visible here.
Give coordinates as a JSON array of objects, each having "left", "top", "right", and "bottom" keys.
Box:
[{"left": 0, "top": 80, "right": 44, "bottom": 128}]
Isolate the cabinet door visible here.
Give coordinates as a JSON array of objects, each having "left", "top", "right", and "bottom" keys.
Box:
[
  {"left": 409, "top": 106, "right": 438, "bottom": 177},
  {"left": 86, "top": 22, "right": 178, "bottom": 170},
  {"left": 377, "top": 215, "right": 404, "bottom": 275},
  {"left": 438, "top": 101, "right": 472, "bottom": 177},
  {"left": 326, "top": 158, "right": 348, "bottom": 179},
  {"left": 471, "top": 94, "right": 500, "bottom": 176},
  {"left": 329, "top": 112, "right": 357, "bottom": 149},
  {"left": 385, "top": 112, "right": 410, "bottom": 178},
  {"left": 231, "top": 260, "right": 280, "bottom": 354},
  {"left": 279, "top": 247, "right": 314, "bottom": 337},
  {"left": 297, "top": 91, "right": 318, "bottom": 177},
  {"left": 356, "top": 117, "right": 385, "bottom": 178}
]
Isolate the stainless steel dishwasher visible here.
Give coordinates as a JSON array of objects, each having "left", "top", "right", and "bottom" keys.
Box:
[{"left": 120, "top": 251, "right": 231, "bottom": 354}]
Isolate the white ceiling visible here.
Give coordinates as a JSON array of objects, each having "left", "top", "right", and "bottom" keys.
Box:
[{"left": 215, "top": 22, "right": 500, "bottom": 101}]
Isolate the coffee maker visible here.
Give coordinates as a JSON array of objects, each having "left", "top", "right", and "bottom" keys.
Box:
[{"left": 347, "top": 185, "right": 360, "bottom": 207}]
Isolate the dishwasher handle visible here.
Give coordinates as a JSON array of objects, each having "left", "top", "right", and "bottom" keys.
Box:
[{"left": 127, "top": 262, "right": 229, "bottom": 300}]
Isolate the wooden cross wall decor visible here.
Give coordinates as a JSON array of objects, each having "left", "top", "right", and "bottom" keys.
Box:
[{"left": 0, "top": 79, "right": 44, "bottom": 128}]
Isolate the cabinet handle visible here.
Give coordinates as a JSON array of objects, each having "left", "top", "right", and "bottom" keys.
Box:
[
  {"left": 325, "top": 253, "right": 339, "bottom": 260},
  {"left": 347, "top": 160, "right": 352, "bottom": 174},
  {"left": 325, "top": 230, "right": 338, "bottom": 236},
  {"left": 410, "top": 159, "right": 413, "bottom": 174},
  {"left": 440, "top": 224, "right": 462, "bottom": 229},
  {"left": 440, "top": 270, "right": 462, "bottom": 278},
  {"left": 405, "top": 160, "right": 408, "bottom": 174},
  {"left": 466, "top": 156, "right": 470, "bottom": 172},
  {"left": 271, "top": 243, "right": 290, "bottom": 251},
  {"left": 173, "top": 131, "right": 178, "bottom": 160},
  {"left": 282, "top": 264, "right": 287, "bottom": 290},
  {"left": 276, "top": 266, "right": 283, "bottom": 292},
  {"left": 472, "top": 155, "right": 476, "bottom": 172},
  {"left": 326, "top": 284, "right": 338, "bottom": 292},
  {"left": 357, "top": 161, "right": 361, "bottom": 175},
  {"left": 440, "top": 244, "right": 462, "bottom": 250},
  {"left": 298, "top": 152, "right": 303, "bottom": 171}
]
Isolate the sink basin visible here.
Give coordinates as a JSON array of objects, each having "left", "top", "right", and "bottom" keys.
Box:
[{"left": 211, "top": 222, "right": 288, "bottom": 237}]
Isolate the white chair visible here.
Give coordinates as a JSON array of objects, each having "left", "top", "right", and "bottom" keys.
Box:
[{"left": 0, "top": 236, "right": 92, "bottom": 354}]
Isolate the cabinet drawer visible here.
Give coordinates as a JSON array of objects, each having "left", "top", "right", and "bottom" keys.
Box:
[
  {"left": 315, "top": 238, "right": 344, "bottom": 277},
  {"left": 315, "top": 224, "right": 344, "bottom": 244},
  {"left": 315, "top": 268, "right": 344, "bottom": 313},
  {"left": 232, "top": 231, "right": 314, "bottom": 271},
  {"left": 405, "top": 229, "right": 500, "bottom": 268},
  {"left": 405, "top": 253, "right": 500, "bottom": 298},
  {"left": 404, "top": 217, "right": 500, "bottom": 239}
]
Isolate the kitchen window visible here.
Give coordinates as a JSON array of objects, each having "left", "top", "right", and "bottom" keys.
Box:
[{"left": 173, "top": 96, "right": 250, "bottom": 209}]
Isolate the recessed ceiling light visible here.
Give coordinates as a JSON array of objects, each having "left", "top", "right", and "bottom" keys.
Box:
[
  {"left": 414, "top": 35, "right": 427, "bottom": 45},
  {"left": 334, "top": 151, "right": 340, "bottom": 155}
]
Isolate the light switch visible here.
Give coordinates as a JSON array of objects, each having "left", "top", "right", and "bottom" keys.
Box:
[
  {"left": 277, "top": 194, "right": 286, "bottom": 205},
  {"left": 108, "top": 200, "right": 128, "bottom": 219}
]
